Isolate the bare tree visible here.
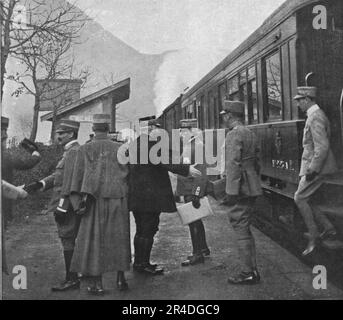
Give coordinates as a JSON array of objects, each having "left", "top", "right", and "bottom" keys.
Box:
[{"left": 2, "top": 0, "right": 90, "bottom": 140}]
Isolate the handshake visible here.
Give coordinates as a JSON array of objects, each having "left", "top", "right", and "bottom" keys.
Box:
[
  {"left": 23, "top": 181, "right": 44, "bottom": 194},
  {"left": 20, "top": 138, "right": 39, "bottom": 154}
]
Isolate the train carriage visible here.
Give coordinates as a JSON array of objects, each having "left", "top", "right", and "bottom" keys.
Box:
[{"left": 160, "top": 0, "right": 343, "bottom": 250}]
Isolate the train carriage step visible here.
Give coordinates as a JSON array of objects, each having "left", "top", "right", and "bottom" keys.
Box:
[{"left": 321, "top": 240, "right": 343, "bottom": 250}]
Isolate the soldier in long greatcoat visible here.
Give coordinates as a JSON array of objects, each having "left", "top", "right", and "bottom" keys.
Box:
[
  {"left": 24, "top": 119, "right": 81, "bottom": 291},
  {"left": 221, "top": 101, "right": 262, "bottom": 285},
  {"left": 70, "top": 114, "right": 131, "bottom": 295},
  {"left": 293, "top": 87, "right": 338, "bottom": 256}
]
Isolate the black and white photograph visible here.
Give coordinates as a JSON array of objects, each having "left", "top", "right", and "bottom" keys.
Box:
[{"left": 1, "top": 0, "right": 343, "bottom": 305}]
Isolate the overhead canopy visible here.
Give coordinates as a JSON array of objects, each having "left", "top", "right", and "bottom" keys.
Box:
[{"left": 41, "top": 78, "right": 130, "bottom": 121}]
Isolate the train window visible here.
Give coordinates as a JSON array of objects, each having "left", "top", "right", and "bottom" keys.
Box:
[
  {"left": 214, "top": 96, "right": 218, "bottom": 128},
  {"left": 200, "top": 96, "right": 205, "bottom": 129},
  {"left": 247, "top": 66, "right": 258, "bottom": 124},
  {"left": 264, "top": 52, "right": 283, "bottom": 121},
  {"left": 207, "top": 91, "right": 214, "bottom": 128},
  {"left": 218, "top": 83, "right": 226, "bottom": 128},
  {"left": 240, "top": 83, "right": 248, "bottom": 123},
  {"left": 186, "top": 103, "right": 195, "bottom": 119},
  {"left": 228, "top": 75, "right": 239, "bottom": 96},
  {"left": 239, "top": 70, "right": 247, "bottom": 85},
  {"left": 193, "top": 100, "right": 197, "bottom": 118}
]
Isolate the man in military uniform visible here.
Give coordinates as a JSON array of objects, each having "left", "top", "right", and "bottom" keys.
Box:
[
  {"left": 69, "top": 114, "right": 131, "bottom": 294},
  {"left": 25, "top": 119, "right": 81, "bottom": 291},
  {"left": 176, "top": 119, "right": 210, "bottom": 266},
  {"left": 129, "top": 118, "right": 201, "bottom": 275},
  {"left": 1, "top": 116, "right": 41, "bottom": 226},
  {"left": 220, "top": 101, "right": 262, "bottom": 285},
  {"left": 294, "top": 87, "right": 338, "bottom": 256}
]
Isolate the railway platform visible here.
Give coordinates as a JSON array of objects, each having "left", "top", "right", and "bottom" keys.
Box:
[{"left": 2, "top": 195, "right": 343, "bottom": 300}]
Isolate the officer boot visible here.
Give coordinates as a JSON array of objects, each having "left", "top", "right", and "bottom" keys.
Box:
[
  {"left": 51, "top": 250, "right": 80, "bottom": 292},
  {"left": 133, "top": 235, "right": 143, "bottom": 268},
  {"left": 196, "top": 219, "right": 210, "bottom": 256},
  {"left": 138, "top": 237, "right": 163, "bottom": 275},
  {"left": 182, "top": 221, "right": 205, "bottom": 266},
  {"left": 116, "top": 271, "right": 128, "bottom": 291},
  {"left": 227, "top": 238, "right": 260, "bottom": 285}
]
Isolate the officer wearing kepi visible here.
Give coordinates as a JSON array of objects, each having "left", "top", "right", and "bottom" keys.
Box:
[
  {"left": 24, "top": 119, "right": 81, "bottom": 291},
  {"left": 220, "top": 101, "right": 262, "bottom": 285},
  {"left": 293, "top": 86, "right": 338, "bottom": 256}
]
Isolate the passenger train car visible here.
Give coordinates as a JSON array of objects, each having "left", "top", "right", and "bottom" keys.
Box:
[{"left": 158, "top": 0, "right": 343, "bottom": 250}]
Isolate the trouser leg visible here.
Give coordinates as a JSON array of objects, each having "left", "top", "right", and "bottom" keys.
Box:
[
  {"left": 311, "top": 205, "right": 335, "bottom": 232},
  {"left": 250, "top": 235, "right": 257, "bottom": 270},
  {"left": 295, "top": 198, "right": 319, "bottom": 240},
  {"left": 228, "top": 198, "right": 256, "bottom": 273}
]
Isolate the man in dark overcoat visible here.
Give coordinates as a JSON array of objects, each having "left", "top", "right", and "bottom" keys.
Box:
[{"left": 129, "top": 119, "right": 201, "bottom": 275}]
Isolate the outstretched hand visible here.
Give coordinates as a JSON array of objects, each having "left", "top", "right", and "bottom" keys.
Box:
[{"left": 23, "top": 181, "right": 43, "bottom": 194}]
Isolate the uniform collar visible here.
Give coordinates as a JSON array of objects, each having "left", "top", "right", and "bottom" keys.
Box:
[
  {"left": 64, "top": 140, "right": 78, "bottom": 151},
  {"left": 306, "top": 104, "right": 320, "bottom": 117},
  {"left": 229, "top": 120, "right": 243, "bottom": 130},
  {"left": 94, "top": 132, "right": 110, "bottom": 140}
]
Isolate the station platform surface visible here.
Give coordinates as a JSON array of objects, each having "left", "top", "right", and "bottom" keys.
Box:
[{"left": 2, "top": 196, "right": 343, "bottom": 300}]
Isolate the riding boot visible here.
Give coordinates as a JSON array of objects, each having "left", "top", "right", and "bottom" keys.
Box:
[
  {"left": 136, "top": 237, "right": 163, "bottom": 275},
  {"left": 51, "top": 250, "right": 80, "bottom": 291},
  {"left": 117, "top": 271, "right": 128, "bottom": 291},
  {"left": 189, "top": 220, "right": 203, "bottom": 255},
  {"left": 181, "top": 221, "right": 205, "bottom": 266},
  {"left": 64, "top": 250, "right": 78, "bottom": 281},
  {"left": 195, "top": 219, "right": 210, "bottom": 255}
]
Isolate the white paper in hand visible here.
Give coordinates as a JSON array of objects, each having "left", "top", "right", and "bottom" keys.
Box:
[{"left": 177, "top": 196, "right": 214, "bottom": 225}]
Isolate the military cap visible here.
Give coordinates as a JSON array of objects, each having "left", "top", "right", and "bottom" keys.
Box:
[
  {"left": 148, "top": 118, "right": 161, "bottom": 128},
  {"left": 1, "top": 116, "right": 9, "bottom": 129},
  {"left": 93, "top": 114, "right": 111, "bottom": 124},
  {"left": 293, "top": 86, "right": 317, "bottom": 100},
  {"left": 220, "top": 100, "right": 245, "bottom": 116},
  {"left": 55, "top": 119, "right": 80, "bottom": 133},
  {"left": 180, "top": 119, "right": 198, "bottom": 129}
]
